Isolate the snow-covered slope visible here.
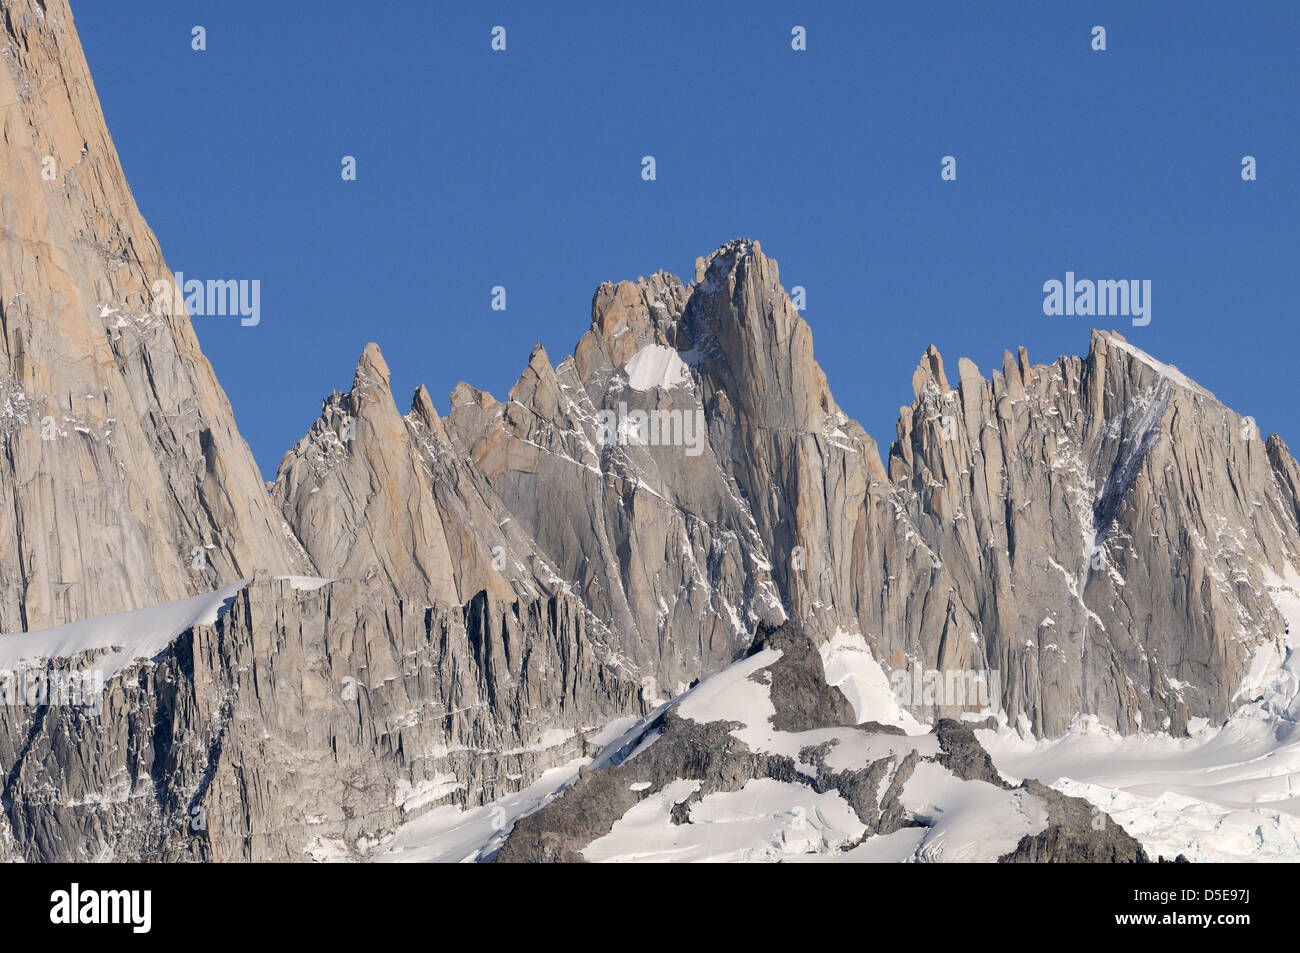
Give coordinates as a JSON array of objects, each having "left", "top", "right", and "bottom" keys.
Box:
[
  {"left": 374, "top": 586, "right": 1300, "bottom": 863},
  {"left": 376, "top": 623, "right": 1148, "bottom": 863},
  {"left": 981, "top": 563, "right": 1300, "bottom": 862},
  {"left": 371, "top": 760, "right": 588, "bottom": 864}
]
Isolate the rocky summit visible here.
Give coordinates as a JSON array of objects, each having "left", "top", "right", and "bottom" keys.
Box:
[{"left": 2, "top": 0, "right": 1299, "bottom": 863}]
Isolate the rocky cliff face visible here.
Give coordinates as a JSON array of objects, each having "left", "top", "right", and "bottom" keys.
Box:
[
  {"left": 877, "top": 330, "right": 1300, "bottom": 735},
  {"left": 0, "top": 0, "right": 309, "bottom": 633},
  {"left": 276, "top": 238, "right": 1300, "bottom": 740},
  {"left": 3, "top": 0, "right": 1299, "bottom": 863},
  {"left": 272, "top": 342, "right": 534, "bottom": 609},
  {"left": 0, "top": 575, "right": 639, "bottom": 861},
  {"left": 438, "top": 264, "right": 789, "bottom": 691}
]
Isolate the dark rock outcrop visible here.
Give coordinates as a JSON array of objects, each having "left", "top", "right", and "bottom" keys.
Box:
[{"left": 998, "top": 780, "right": 1150, "bottom": 863}]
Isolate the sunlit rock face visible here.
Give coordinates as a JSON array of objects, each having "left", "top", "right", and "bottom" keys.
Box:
[{"left": 3, "top": 0, "right": 1298, "bottom": 862}]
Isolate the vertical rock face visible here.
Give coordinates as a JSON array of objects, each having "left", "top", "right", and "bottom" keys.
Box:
[
  {"left": 273, "top": 244, "right": 883, "bottom": 709},
  {"left": 878, "top": 330, "right": 1300, "bottom": 734},
  {"left": 272, "top": 342, "right": 526, "bottom": 608},
  {"left": 681, "top": 242, "right": 887, "bottom": 638},
  {"left": 0, "top": 0, "right": 309, "bottom": 632},
  {"left": 4, "top": 0, "right": 1300, "bottom": 863},
  {"left": 0, "top": 576, "right": 640, "bottom": 861},
  {"left": 441, "top": 268, "right": 783, "bottom": 691},
  {"left": 274, "top": 238, "right": 1300, "bottom": 742}
]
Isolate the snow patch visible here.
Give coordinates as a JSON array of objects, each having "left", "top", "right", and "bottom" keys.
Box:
[
  {"left": 582, "top": 778, "right": 866, "bottom": 862},
  {"left": 371, "top": 760, "right": 586, "bottom": 863},
  {"left": 624, "top": 344, "right": 690, "bottom": 391},
  {"left": 1103, "top": 332, "right": 1215, "bottom": 399},
  {"left": 818, "top": 630, "right": 927, "bottom": 732},
  {"left": 272, "top": 575, "right": 334, "bottom": 591},
  {"left": 0, "top": 580, "right": 250, "bottom": 680}
]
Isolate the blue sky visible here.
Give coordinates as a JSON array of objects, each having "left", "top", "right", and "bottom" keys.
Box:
[{"left": 73, "top": 0, "right": 1299, "bottom": 478}]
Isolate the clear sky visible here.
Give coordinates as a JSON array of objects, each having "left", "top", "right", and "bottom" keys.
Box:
[{"left": 71, "top": 0, "right": 1299, "bottom": 478}]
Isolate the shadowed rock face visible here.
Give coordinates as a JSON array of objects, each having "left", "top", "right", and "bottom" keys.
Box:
[
  {"left": 493, "top": 712, "right": 802, "bottom": 863},
  {"left": 932, "top": 718, "right": 1007, "bottom": 787},
  {"left": 493, "top": 621, "right": 877, "bottom": 863},
  {"left": 748, "top": 625, "right": 857, "bottom": 732},
  {"left": 0, "top": 576, "right": 640, "bottom": 861},
  {"left": 999, "top": 780, "right": 1149, "bottom": 863}
]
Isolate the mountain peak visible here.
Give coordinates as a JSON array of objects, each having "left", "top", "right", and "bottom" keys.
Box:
[
  {"left": 353, "top": 342, "right": 391, "bottom": 390},
  {"left": 410, "top": 384, "right": 440, "bottom": 427},
  {"left": 911, "top": 344, "right": 950, "bottom": 397},
  {"left": 9, "top": 3, "right": 1300, "bottom": 870},
  {"left": 449, "top": 380, "right": 497, "bottom": 409},
  {"left": 1087, "top": 328, "right": 1217, "bottom": 401},
  {"left": 0, "top": 0, "right": 309, "bottom": 629}
]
